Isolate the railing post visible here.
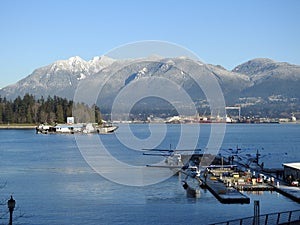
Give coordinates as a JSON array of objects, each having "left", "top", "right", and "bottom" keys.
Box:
[
  {"left": 264, "top": 214, "right": 268, "bottom": 225},
  {"left": 276, "top": 213, "right": 280, "bottom": 224},
  {"left": 254, "top": 200, "right": 260, "bottom": 225},
  {"left": 288, "top": 211, "right": 292, "bottom": 224}
]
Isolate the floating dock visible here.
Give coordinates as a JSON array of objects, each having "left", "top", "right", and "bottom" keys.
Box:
[
  {"left": 203, "top": 176, "right": 250, "bottom": 204},
  {"left": 200, "top": 162, "right": 298, "bottom": 204},
  {"left": 234, "top": 184, "right": 274, "bottom": 191}
]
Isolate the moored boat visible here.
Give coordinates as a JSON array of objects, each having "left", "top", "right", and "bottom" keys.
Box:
[{"left": 36, "top": 123, "right": 118, "bottom": 134}]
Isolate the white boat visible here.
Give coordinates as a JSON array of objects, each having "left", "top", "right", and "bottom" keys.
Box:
[
  {"left": 83, "top": 123, "right": 118, "bottom": 134},
  {"left": 96, "top": 124, "right": 118, "bottom": 134}
]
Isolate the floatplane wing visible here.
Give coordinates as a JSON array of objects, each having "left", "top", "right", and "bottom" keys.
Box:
[
  {"left": 142, "top": 148, "right": 201, "bottom": 151},
  {"left": 146, "top": 164, "right": 183, "bottom": 169},
  {"left": 142, "top": 148, "right": 171, "bottom": 152},
  {"left": 147, "top": 164, "right": 238, "bottom": 170},
  {"left": 205, "top": 164, "right": 238, "bottom": 169},
  {"left": 142, "top": 148, "right": 201, "bottom": 153},
  {"left": 143, "top": 153, "right": 172, "bottom": 157}
]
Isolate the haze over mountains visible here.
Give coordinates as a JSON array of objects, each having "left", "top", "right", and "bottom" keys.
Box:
[{"left": 1, "top": 56, "right": 300, "bottom": 118}]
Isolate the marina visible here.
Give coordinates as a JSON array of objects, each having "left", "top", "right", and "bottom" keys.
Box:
[
  {"left": 145, "top": 147, "right": 300, "bottom": 206},
  {"left": 206, "top": 160, "right": 300, "bottom": 206},
  {"left": 199, "top": 164, "right": 300, "bottom": 205},
  {"left": 200, "top": 153, "right": 300, "bottom": 205}
]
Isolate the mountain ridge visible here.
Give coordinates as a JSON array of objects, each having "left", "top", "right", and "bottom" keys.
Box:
[{"left": 1, "top": 56, "right": 300, "bottom": 117}]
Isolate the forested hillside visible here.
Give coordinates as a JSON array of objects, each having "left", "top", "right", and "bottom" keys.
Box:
[{"left": 0, "top": 94, "right": 101, "bottom": 124}]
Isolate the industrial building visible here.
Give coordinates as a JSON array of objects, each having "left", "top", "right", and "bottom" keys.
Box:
[{"left": 283, "top": 163, "right": 300, "bottom": 184}]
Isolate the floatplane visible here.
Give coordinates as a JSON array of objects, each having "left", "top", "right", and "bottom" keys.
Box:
[
  {"left": 220, "top": 145, "right": 288, "bottom": 170},
  {"left": 143, "top": 147, "right": 202, "bottom": 197},
  {"left": 220, "top": 145, "right": 267, "bottom": 170}
]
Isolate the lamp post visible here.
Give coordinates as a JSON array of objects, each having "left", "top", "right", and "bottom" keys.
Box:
[{"left": 7, "top": 195, "right": 16, "bottom": 225}]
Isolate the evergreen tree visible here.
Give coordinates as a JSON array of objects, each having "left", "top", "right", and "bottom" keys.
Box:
[
  {"left": 4, "top": 103, "right": 13, "bottom": 123},
  {"left": 56, "top": 105, "right": 64, "bottom": 123},
  {"left": 93, "top": 104, "right": 102, "bottom": 124},
  {"left": 0, "top": 103, "right": 3, "bottom": 123},
  {"left": 26, "top": 107, "right": 33, "bottom": 123}
]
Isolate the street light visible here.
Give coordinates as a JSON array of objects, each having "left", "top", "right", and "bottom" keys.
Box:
[{"left": 7, "top": 195, "right": 16, "bottom": 225}]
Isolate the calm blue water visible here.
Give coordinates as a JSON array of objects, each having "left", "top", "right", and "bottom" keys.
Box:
[{"left": 0, "top": 124, "right": 300, "bottom": 225}]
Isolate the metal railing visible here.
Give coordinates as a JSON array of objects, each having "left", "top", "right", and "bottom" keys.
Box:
[{"left": 210, "top": 209, "right": 300, "bottom": 225}]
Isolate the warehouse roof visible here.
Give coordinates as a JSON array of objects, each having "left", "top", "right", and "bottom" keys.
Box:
[{"left": 283, "top": 163, "right": 300, "bottom": 170}]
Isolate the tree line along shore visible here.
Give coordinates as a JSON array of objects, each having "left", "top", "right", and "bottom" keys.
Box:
[{"left": 0, "top": 94, "right": 102, "bottom": 125}]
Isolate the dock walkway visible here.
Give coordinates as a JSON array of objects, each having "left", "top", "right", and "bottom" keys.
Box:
[
  {"left": 272, "top": 184, "right": 300, "bottom": 203},
  {"left": 234, "top": 184, "right": 274, "bottom": 191}
]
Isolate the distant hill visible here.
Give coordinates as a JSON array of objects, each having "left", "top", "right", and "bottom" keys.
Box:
[
  {"left": 1, "top": 56, "right": 300, "bottom": 118},
  {"left": 232, "top": 58, "right": 300, "bottom": 98}
]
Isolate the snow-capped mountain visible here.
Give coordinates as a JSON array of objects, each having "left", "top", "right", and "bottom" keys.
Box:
[
  {"left": 0, "top": 56, "right": 115, "bottom": 99},
  {"left": 1, "top": 56, "right": 300, "bottom": 117}
]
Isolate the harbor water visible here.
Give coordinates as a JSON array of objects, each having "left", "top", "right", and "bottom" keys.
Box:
[{"left": 0, "top": 124, "right": 300, "bottom": 224}]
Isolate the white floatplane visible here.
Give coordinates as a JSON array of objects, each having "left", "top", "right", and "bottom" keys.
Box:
[{"left": 143, "top": 147, "right": 203, "bottom": 197}]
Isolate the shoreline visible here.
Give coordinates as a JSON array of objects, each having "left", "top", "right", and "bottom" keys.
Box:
[
  {"left": 0, "top": 124, "right": 36, "bottom": 129},
  {"left": 0, "top": 121, "right": 299, "bottom": 129}
]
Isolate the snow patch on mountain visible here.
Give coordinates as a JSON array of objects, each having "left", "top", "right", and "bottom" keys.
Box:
[{"left": 77, "top": 73, "right": 86, "bottom": 81}]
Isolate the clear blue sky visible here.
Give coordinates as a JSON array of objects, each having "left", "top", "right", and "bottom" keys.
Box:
[{"left": 1, "top": 0, "right": 300, "bottom": 88}]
